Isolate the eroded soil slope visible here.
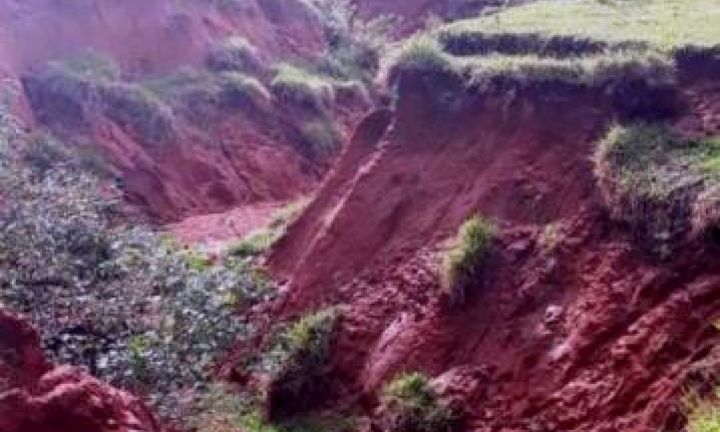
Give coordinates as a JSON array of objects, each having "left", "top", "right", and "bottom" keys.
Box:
[
  {"left": 266, "top": 63, "right": 720, "bottom": 431},
  {"left": 3, "top": 0, "right": 366, "bottom": 223}
]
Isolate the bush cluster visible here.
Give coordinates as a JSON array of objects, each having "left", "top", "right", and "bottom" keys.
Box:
[
  {"left": 259, "top": 308, "right": 341, "bottom": 420},
  {"left": 270, "top": 63, "right": 335, "bottom": 111},
  {"left": 377, "top": 372, "right": 459, "bottom": 432},
  {"left": 0, "top": 101, "right": 273, "bottom": 424}
]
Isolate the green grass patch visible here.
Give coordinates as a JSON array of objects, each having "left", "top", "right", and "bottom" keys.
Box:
[
  {"left": 442, "top": 215, "right": 496, "bottom": 307},
  {"left": 443, "top": 0, "right": 720, "bottom": 50},
  {"left": 270, "top": 63, "right": 335, "bottom": 111},
  {"left": 261, "top": 308, "right": 341, "bottom": 420},
  {"left": 379, "top": 372, "right": 460, "bottom": 432},
  {"left": 229, "top": 199, "right": 308, "bottom": 258},
  {"left": 685, "top": 388, "right": 720, "bottom": 432}
]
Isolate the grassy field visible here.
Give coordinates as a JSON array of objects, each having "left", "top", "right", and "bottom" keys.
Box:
[{"left": 443, "top": 0, "right": 720, "bottom": 49}]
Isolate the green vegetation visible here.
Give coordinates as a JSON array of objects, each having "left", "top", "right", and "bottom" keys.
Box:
[
  {"left": 219, "top": 71, "right": 272, "bottom": 111},
  {"left": 299, "top": 119, "right": 342, "bottom": 157},
  {"left": 47, "top": 51, "right": 121, "bottom": 82},
  {"left": 378, "top": 372, "right": 459, "bottom": 432},
  {"left": 442, "top": 215, "right": 496, "bottom": 306},
  {"left": 382, "top": 0, "right": 720, "bottom": 111},
  {"left": 261, "top": 308, "right": 340, "bottom": 419},
  {"left": 270, "top": 63, "right": 335, "bottom": 110},
  {"left": 0, "top": 98, "right": 274, "bottom": 422},
  {"left": 443, "top": 0, "right": 720, "bottom": 50},
  {"left": 229, "top": 199, "right": 308, "bottom": 258},
  {"left": 99, "top": 83, "right": 175, "bottom": 143},
  {"left": 594, "top": 124, "right": 720, "bottom": 254},
  {"left": 684, "top": 388, "right": 720, "bottom": 432},
  {"left": 391, "top": 37, "right": 460, "bottom": 79},
  {"left": 207, "top": 36, "right": 263, "bottom": 73},
  {"left": 193, "top": 385, "right": 355, "bottom": 432}
]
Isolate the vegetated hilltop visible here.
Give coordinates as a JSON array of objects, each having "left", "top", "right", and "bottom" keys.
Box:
[
  {"left": 255, "top": 1, "right": 720, "bottom": 431},
  {"left": 4, "top": 0, "right": 382, "bottom": 222}
]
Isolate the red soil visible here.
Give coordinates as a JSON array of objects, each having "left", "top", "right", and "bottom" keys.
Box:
[
  {"left": 0, "top": 309, "right": 160, "bottom": 432},
  {"left": 168, "top": 200, "right": 287, "bottom": 249},
  {"left": 2, "top": 0, "right": 356, "bottom": 224},
  {"left": 266, "top": 75, "right": 720, "bottom": 430}
]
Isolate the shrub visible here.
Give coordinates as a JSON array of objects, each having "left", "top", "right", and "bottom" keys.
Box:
[
  {"left": 299, "top": 119, "right": 343, "bottom": 158},
  {"left": 270, "top": 63, "right": 334, "bottom": 111},
  {"left": 377, "top": 372, "right": 459, "bottom": 432},
  {"left": 207, "top": 36, "right": 263, "bottom": 74},
  {"left": 99, "top": 83, "right": 176, "bottom": 143},
  {"left": 442, "top": 215, "right": 496, "bottom": 307},
  {"left": 684, "top": 388, "right": 720, "bottom": 432},
  {"left": 261, "top": 308, "right": 341, "bottom": 420},
  {"left": 389, "top": 37, "right": 460, "bottom": 83},
  {"left": 218, "top": 71, "right": 272, "bottom": 111}
]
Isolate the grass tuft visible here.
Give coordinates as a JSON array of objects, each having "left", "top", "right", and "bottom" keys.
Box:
[
  {"left": 442, "top": 215, "right": 496, "bottom": 307},
  {"left": 270, "top": 64, "right": 334, "bottom": 111},
  {"left": 378, "top": 372, "right": 460, "bottom": 432}
]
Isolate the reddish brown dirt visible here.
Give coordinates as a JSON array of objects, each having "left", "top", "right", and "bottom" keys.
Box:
[
  {"left": 0, "top": 309, "right": 160, "bottom": 432},
  {"left": 168, "top": 200, "right": 287, "bottom": 249},
  {"left": 265, "top": 75, "right": 720, "bottom": 431}
]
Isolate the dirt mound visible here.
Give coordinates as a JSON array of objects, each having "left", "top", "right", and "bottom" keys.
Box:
[
  {"left": 0, "top": 309, "right": 160, "bottom": 432},
  {"left": 265, "top": 66, "right": 720, "bottom": 430}
]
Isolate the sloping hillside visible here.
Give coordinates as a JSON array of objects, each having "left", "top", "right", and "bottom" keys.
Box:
[
  {"left": 5, "top": 0, "right": 376, "bottom": 222},
  {"left": 258, "top": 2, "right": 720, "bottom": 431}
]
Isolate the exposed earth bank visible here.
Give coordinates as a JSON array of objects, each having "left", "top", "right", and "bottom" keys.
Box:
[{"left": 262, "top": 56, "right": 720, "bottom": 431}]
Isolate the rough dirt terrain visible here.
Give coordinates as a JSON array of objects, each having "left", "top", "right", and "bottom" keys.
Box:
[{"left": 265, "top": 64, "right": 720, "bottom": 431}]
